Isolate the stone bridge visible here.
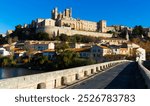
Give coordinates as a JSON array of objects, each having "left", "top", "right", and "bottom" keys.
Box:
[
  {"left": 138, "top": 61, "right": 150, "bottom": 88},
  {"left": 0, "top": 60, "right": 149, "bottom": 89},
  {"left": 0, "top": 60, "right": 128, "bottom": 89}
]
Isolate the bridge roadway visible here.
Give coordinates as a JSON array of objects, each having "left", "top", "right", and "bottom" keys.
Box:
[{"left": 66, "top": 62, "right": 147, "bottom": 89}]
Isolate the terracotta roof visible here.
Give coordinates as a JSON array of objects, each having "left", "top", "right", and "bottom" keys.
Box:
[
  {"left": 15, "top": 51, "right": 26, "bottom": 54},
  {"left": 119, "top": 48, "right": 128, "bottom": 51},
  {"left": 98, "top": 45, "right": 110, "bottom": 49},
  {"left": 42, "top": 49, "right": 55, "bottom": 53}
]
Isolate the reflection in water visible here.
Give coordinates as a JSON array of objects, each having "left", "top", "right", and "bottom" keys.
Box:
[{"left": 0, "top": 68, "right": 44, "bottom": 80}]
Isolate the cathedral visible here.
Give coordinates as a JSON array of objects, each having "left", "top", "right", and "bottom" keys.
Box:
[
  {"left": 51, "top": 7, "right": 108, "bottom": 32},
  {"left": 31, "top": 7, "right": 115, "bottom": 37}
]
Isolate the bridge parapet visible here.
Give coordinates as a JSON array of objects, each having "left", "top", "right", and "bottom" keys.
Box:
[
  {"left": 138, "top": 61, "right": 150, "bottom": 88},
  {"left": 0, "top": 60, "right": 129, "bottom": 89}
]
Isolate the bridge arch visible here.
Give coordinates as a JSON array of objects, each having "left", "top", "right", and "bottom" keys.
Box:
[
  {"left": 84, "top": 71, "right": 88, "bottom": 77},
  {"left": 91, "top": 69, "right": 94, "bottom": 74},
  {"left": 100, "top": 66, "right": 103, "bottom": 70},
  {"left": 106, "top": 64, "right": 108, "bottom": 68},
  {"left": 96, "top": 67, "right": 99, "bottom": 72},
  {"left": 75, "top": 74, "right": 80, "bottom": 80},
  {"left": 54, "top": 79, "right": 57, "bottom": 88},
  {"left": 37, "top": 83, "right": 46, "bottom": 89},
  {"left": 61, "top": 76, "right": 67, "bottom": 86}
]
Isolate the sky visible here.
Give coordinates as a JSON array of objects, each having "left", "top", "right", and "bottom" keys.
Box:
[{"left": 0, "top": 0, "right": 150, "bottom": 34}]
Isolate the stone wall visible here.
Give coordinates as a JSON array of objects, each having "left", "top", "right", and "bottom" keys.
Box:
[
  {"left": 138, "top": 61, "right": 150, "bottom": 88},
  {"left": 0, "top": 60, "right": 128, "bottom": 89},
  {"left": 37, "top": 26, "right": 113, "bottom": 38}
]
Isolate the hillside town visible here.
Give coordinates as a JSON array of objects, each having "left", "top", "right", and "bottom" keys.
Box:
[{"left": 0, "top": 7, "right": 149, "bottom": 70}]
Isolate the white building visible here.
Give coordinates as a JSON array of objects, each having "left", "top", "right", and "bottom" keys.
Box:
[
  {"left": 72, "top": 48, "right": 91, "bottom": 58},
  {"left": 100, "top": 38, "right": 127, "bottom": 46},
  {"left": 119, "top": 48, "right": 129, "bottom": 55},
  {"left": 136, "top": 47, "right": 146, "bottom": 62},
  {"left": 24, "top": 41, "right": 55, "bottom": 51},
  {"left": 14, "top": 48, "right": 26, "bottom": 58},
  {"left": 33, "top": 42, "right": 55, "bottom": 51},
  {"left": 0, "top": 48, "right": 10, "bottom": 56},
  {"left": 109, "top": 45, "right": 120, "bottom": 55},
  {"left": 127, "top": 43, "right": 140, "bottom": 56},
  {"left": 91, "top": 45, "right": 112, "bottom": 57}
]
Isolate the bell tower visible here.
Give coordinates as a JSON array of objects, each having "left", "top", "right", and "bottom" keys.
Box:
[{"left": 51, "top": 7, "right": 58, "bottom": 20}]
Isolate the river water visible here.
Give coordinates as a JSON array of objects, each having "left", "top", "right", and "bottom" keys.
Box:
[{"left": 0, "top": 68, "right": 44, "bottom": 80}]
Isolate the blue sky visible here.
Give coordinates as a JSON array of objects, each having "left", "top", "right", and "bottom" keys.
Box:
[{"left": 0, "top": 0, "right": 150, "bottom": 34}]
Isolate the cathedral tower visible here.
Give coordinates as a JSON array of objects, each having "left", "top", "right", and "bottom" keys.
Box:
[
  {"left": 98, "top": 20, "right": 107, "bottom": 32},
  {"left": 51, "top": 7, "right": 58, "bottom": 20}
]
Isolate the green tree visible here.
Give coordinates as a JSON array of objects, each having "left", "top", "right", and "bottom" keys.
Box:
[
  {"left": 69, "top": 36, "right": 77, "bottom": 43},
  {"left": 36, "top": 32, "right": 50, "bottom": 40},
  {"left": 25, "top": 48, "right": 36, "bottom": 62},
  {"left": 0, "top": 57, "right": 16, "bottom": 67},
  {"left": 59, "top": 34, "right": 69, "bottom": 42},
  {"left": 39, "top": 56, "right": 48, "bottom": 65},
  {"left": 15, "top": 24, "right": 22, "bottom": 29},
  {"left": 74, "top": 34, "right": 82, "bottom": 42},
  {"left": 55, "top": 42, "right": 70, "bottom": 53},
  {"left": 56, "top": 50, "right": 80, "bottom": 69},
  {"left": 30, "top": 55, "right": 49, "bottom": 66},
  {"left": 1, "top": 57, "right": 9, "bottom": 67},
  {"left": 132, "top": 25, "right": 145, "bottom": 38},
  {"left": 0, "top": 35, "right": 8, "bottom": 44}
]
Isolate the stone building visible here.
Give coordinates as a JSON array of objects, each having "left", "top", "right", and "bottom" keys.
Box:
[
  {"left": 50, "top": 7, "right": 108, "bottom": 32},
  {"left": 0, "top": 48, "right": 10, "bottom": 56},
  {"left": 100, "top": 38, "right": 128, "bottom": 46},
  {"left": 31, "top": 7, "right": 115, "bottom": 38},
  {"left": 136, "top": 47, "right": 146, "bottom": 61}
]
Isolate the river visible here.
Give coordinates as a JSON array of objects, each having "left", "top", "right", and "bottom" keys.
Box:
[{"left": 0, "top": 67, "right": 45, "bottom": 80}]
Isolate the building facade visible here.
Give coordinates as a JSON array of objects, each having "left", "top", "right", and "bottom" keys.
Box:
[
  {"left": 0, "top": 48, "right": 10, "bottom": 56},
  {"left": 24, "top": 40, "right": 55, "bottom": 51},
  {"left": 136, "top": 48, "right": 146, "bottom": 61}
]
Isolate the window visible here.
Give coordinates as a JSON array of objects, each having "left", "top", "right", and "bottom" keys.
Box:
[
  {"left": 83, "top": 53, "right": 86, "bottom": 57},
  {"left": 93, "top": 49, "right": 96, "bottom": 52}
]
